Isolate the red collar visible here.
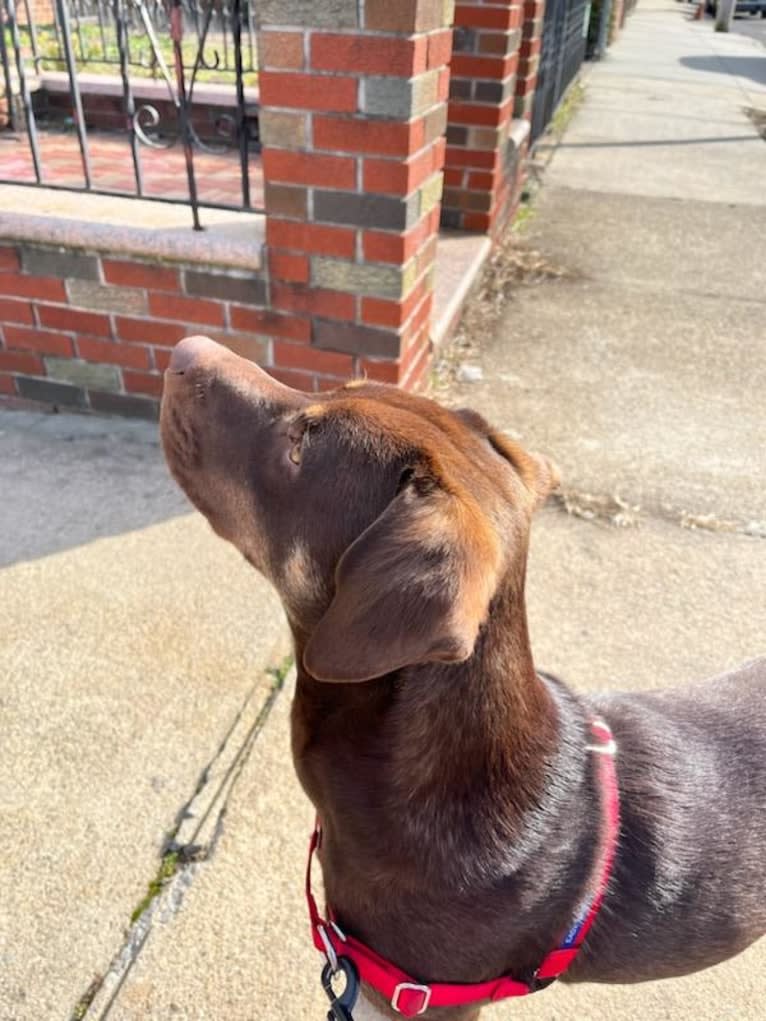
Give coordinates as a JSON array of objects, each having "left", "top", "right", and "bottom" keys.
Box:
[{"left": 307, "top": 717, "right": 620, "bottom": 1018}]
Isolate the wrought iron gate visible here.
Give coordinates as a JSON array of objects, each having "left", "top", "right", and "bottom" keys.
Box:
[
  {"left": 530, "top": 0, "right": 590, "bottom": 144},
  {"left": 0, "top": 0, "right": 262, "bottom": 229}
]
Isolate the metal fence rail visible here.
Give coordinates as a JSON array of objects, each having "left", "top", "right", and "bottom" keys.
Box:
[
  {"left": 0, "top": 0, "right": 261, "bottom": 229},
  {"left": 530, "top": 0, "right": 590, "bottom": 144}
]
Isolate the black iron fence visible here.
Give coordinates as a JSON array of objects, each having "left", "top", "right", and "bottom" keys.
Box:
[
  {"left": 0, "top": 0, "right": 262, "bottom": 229},
  {"left": 530, "top": 0, "right": 590, "bottom": 143}
]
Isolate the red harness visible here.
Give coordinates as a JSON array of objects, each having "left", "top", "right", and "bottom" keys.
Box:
[{"left": 307, "top": 717, "right": 620, "bottom": 1018}]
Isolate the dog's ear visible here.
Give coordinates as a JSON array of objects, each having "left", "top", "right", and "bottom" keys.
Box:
[
  {"left": 303, "top": 471, "right": 501, "bottom": 683},
  {"left": 488, "top": 431, "right": 560, "bottom": 509}
]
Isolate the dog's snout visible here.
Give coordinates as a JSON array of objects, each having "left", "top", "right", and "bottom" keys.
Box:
[{"left": 168, "top": 334, "right": 224, "bottom": 374}]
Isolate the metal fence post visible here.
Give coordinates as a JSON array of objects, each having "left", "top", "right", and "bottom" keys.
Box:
[
  {"left": 715, "top": 0, "right": 736, "bottom": 31},
  {"left": 4, "top": 0, "right": 43, "bottom": 178},
  {"left": 595, "top": 0, "right": 614, "bottom": 58},
  {"left": 0, "top": 3, "right": 17, "bottom": 132},
  {"left": 55, "top": 0, "right": 94, "bottom": 186}
]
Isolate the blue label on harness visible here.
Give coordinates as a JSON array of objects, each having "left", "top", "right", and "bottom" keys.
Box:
[{"left": 560, "top": 904, "right": 589, "bottom": 949}]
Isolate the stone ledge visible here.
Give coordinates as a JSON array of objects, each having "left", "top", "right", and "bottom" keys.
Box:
[
  {"left": 0, "top": 187, "right": 265, "bottom": 272},
  {"left": 431, "top": 230, "right": 491, "bottom": 348},
  {"left": 35, "top": 71, "right": 260, "bottom": 110}
]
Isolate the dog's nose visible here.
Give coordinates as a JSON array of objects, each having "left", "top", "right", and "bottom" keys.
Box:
[{"left": 168, "top": 335, "right": 224, "bottom": 374}]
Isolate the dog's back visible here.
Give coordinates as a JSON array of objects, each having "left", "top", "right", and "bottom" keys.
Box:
[{"left": 579, "top": 656, "right": 766, "bottom": 982}]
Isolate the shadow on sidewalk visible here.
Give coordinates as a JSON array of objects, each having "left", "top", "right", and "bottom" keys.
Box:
[
  {"left": 680, "top": 55, "right": 766, "bottom": 85},
  {"left": 0, "top": 408, "right": 189, "bottom": 567}
]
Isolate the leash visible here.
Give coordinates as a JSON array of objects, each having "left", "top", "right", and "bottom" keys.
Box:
[{"left": 309, "top": 716, "right": 620, "bottom": 1020}]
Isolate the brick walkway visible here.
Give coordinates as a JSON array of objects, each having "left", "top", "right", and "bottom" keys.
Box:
[{"left": 0, "top": 129, "right": 264, "bottom": 210}]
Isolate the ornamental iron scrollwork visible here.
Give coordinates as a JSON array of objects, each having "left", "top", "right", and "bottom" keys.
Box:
[{"left": 0, "top": 0, "right": 259, "bottom": 229}]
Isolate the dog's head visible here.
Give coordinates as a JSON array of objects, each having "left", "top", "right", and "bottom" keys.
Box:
[{"left": 161, "top": 336, "right": 558, "bottom": 683}]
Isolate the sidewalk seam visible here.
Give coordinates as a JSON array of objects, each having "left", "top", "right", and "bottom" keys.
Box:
[{"left": 70, "top": 654, "right": 294, "bottom": 1021}]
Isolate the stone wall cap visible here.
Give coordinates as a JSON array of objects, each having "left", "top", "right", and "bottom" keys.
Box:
[
  {"left": 36, "top": 70, "right": 259, "bottom": 108},
  {"left": 0, "top": 207, "right": 265, "bottom": 272},
  {"left": 508, "top": 117, "right": 531, "bottom": 148}
]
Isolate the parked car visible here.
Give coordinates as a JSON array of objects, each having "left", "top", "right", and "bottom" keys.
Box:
[{"left": 706, "top": 0, "right": 766, "bottom": 15}]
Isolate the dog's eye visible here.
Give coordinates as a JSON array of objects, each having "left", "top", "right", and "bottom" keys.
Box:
[
  {"left": 287, "top": 422, "right": 310, "bottom": 467},
  {"left": 286, "top": 411, "right": 323, "bottom": 469},
  {"left": 396, "top": 466, "right": 415, "bottom": 493}
]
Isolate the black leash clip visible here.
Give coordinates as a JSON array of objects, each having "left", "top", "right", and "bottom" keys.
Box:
[{"left": 321, "top": 955, "right": 359, "bottom": 1021}]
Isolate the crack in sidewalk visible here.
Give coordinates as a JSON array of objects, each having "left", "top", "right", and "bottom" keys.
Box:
[{"left": 70, "top": 652, "right": 293, "bottom": 1021}]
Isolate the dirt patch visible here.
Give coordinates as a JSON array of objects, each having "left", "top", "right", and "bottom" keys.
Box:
[{"left": 431, "top": 220, "right": 573, "bottom": 395}]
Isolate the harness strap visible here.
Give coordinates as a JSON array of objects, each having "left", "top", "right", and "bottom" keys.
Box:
[{"left": 307, "top": 716, "right": 620, "bottom": 1018}]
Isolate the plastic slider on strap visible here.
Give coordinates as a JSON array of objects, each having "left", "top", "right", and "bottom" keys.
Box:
[
  {"left": 535, "top": 947, "right": 579, "bottom": 981},
  {"left": 586, "top": 718, "right": 617, "bottom": 756},
  {"left": 391, "top": 982, "right": 432, "bottom": 1016}
]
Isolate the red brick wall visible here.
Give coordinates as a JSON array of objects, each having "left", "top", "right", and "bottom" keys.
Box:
[
  {"left": 0, "top": 1, "right": 551, "bottom": 415},
  {"left": 35, "top": 90, "right": 260, "bottom": 147},
  {"left": 18, "top": 0, "right": 55, "bottom": 25},
  {"left": 0, "top": 241, "right": 280, "bottom": 416}
]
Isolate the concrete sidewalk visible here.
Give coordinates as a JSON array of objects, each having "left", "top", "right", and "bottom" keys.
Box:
[
  {"left": 458, "top": 0, "right": 765, "bottom": 530},
  {"left": 1, "top": 1, "right": 764, "bottom": 1018},
  {"left": 0, "top": 411, "right": 289, "bottom": 1018},
  {"left": 539, "top": 0, "right": 766, "bottom": 204}
]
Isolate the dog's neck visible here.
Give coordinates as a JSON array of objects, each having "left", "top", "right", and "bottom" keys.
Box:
[
  {"left": 292, "top": 567, "right": 560, "bottom": 882},
  {"left": 291, "top": 568, "right": 595, "bottom": 989},
  {"left": 389, "top": 574, "right": 557, "bottom": 844}
]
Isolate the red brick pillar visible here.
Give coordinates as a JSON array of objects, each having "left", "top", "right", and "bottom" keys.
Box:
[
  {"left": 515, "top": 0, "right": 545, "bottom": 123},
  {"left": 441, "top": 1, "right": 528, "bottom": 236},
  {"left": 257, "top": 0, "right": 454, "bottom": 392}
]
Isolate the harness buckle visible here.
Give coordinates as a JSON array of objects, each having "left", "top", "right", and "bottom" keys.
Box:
[
  {"left": 391, "top": 982, "right": 432, "bottom": 1016},
  {"left": 317, "top": 924, "right": 339, "bottom": 973}
]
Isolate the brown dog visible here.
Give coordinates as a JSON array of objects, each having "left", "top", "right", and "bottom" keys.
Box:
[{"left": 161, "top": 335, "right": 766, "bottom": 1020}]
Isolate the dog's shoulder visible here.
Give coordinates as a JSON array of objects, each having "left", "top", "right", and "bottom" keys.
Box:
[
  {"left": 590, "top": 655, "right": 766, "bottom": 732},
  {"left": 588, "top": 656, "right": 766, "bottom": 823}
]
